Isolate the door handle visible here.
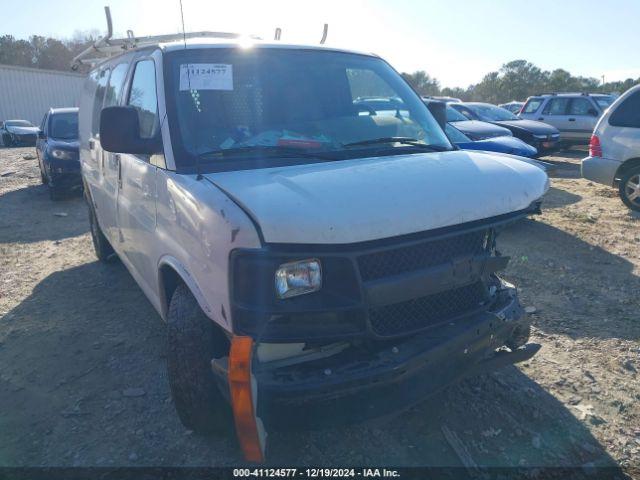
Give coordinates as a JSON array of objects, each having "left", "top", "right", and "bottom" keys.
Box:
[
  {"left": 568, "top": 118, "right": 576, "bottom": 122},
  {"left": 538, "top": 117, "right": 544, "bottom": 121},
  {"left": 116, "top": 154, "right": 122, "bottom": 189}
]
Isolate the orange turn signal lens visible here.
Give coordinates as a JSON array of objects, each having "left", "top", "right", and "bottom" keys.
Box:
[{"left": 229, "top": 336, "right": 264, "bottom": 462}]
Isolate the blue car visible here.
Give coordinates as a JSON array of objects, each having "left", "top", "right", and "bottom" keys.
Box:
[
  {"left": 445, "top": 123, "right": 538, "bottom": 157},
  {"left": 36, "top": 108, "right": 81, "bottom": 200}
]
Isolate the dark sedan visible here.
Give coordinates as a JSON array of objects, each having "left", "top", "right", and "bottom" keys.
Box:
[
  {"left": 450, "top": 102, "right": 560, "bottom": 154},
  {"left": 1, "top": 119, "right": 40, "bottom": 146},
  {"left": 424, "top": 98, "right": 513, "bottom": 140},
  {"left": 36, "top": 108, "right": 81, "bottom": 200}
]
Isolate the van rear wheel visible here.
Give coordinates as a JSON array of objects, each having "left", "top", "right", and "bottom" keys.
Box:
[
  {"left": 167, "top": 284, "right": 232, "bottom": 434},
  {"left": 619, "top": 167, "right": 640, "bottom": 212}
]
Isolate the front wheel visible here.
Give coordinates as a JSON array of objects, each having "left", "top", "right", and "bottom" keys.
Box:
[
  {"left": 88, "top": 203, "right": 115, "bottom": 262},
  {"left": 619, "top": 167, "right": 640, "bottom": 212},
  {"left": 167, "top": 284, "right": 232, "bottom": 434}
]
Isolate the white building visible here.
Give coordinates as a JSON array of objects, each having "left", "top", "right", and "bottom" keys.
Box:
[{"left": 0, "top": 63, "right": 85, "bottom": 125}]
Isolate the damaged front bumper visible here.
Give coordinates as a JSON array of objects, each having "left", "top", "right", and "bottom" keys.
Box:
[{"left": 214, "top": 284, "right": 537, "bottom": 430}]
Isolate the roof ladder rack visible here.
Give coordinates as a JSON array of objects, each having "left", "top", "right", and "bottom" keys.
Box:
[{"left": 71, "top": 6, "right": 252, "bottom": 70}]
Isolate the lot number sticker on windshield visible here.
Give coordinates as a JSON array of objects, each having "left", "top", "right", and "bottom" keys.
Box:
[{"left": 179, "top": 64, "right": 233, "bottom": 91}]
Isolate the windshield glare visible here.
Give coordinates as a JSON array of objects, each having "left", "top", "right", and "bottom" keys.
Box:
[
  {"left": 166, "top": 48, "right": 451, "bottom": 169},
  {"left": 471, "top": 104, "right": 519, "bottom": 121},
  {"left": 50, "top": 113, "right": 78, "bottom": 140}
]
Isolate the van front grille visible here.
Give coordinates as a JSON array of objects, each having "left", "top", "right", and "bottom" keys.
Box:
[
  {"left": 368, "top": 281, "right": 488, "bottom": 337},
  {"left": 357, "top": 229, "right": 489, "bottom": 282}
]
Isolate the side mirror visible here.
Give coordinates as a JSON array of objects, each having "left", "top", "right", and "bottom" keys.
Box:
[
  {"left": 99, "top": 106, "right": 161, "bottom": 154},
  {"left": 37, "top": 129, "right": 45, "bottom": 139},
  {"left": 588, "top": 108, "right": 599, "bottom": 117},
  {"left": 426, "top": 101, "right": 447, "bottom": 131}
]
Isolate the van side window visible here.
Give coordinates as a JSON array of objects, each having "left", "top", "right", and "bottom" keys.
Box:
[
  {"left": 92, "top": 68, "right": 110, "bottom": 136},
  {"left": 127, "top": 60, "right": 159, "bottom": 139},
  {"left": 609, "top": 91, "right": 640, "bottom": 128},
  {"left": 104, "top": 63, "right": 129, "bottom": 108}
]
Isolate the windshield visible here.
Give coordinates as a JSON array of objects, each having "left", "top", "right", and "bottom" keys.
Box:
[
  {"left": 49, "top": 112, "right": 78, "bottom": 140},
  {"left": 165, "top": 48, "right": 452, "bottom": 171},
  {"left": 469, "top": 104, "right": 519, "bottom": 121},
  {"left": 446, "top": 106, "right": 469, "bottom": 122},
  {"left": 6, "top": 120, "right": 33, "bottom": 128}
]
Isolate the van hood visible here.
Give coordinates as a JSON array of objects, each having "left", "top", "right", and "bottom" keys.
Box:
[{"left": 204, "top": 151, "right": 549, "bottom": 244}]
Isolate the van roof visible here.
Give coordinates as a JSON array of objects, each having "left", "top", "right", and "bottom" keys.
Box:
[{"left": 158, "top": 37, "right": 377, "bottom": 57}]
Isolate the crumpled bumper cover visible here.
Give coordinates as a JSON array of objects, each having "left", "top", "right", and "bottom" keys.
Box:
[{"left": 214, "top": 286, "right": 538, "bottom": 430}]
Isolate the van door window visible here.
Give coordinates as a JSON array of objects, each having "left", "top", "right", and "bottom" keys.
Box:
[
  {"left": 92, "top": 68, "right": 110, "bottom": 136},
  {"left": 127, "top": 60, "right": 159, "bottom": 139},
  {"left": 609, "top": 91, "right": 640, "bottom": 128},
  {"left": 104, "top": 63, "right": 129, "bottom": 108}
]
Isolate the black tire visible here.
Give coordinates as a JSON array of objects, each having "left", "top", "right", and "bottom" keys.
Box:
[
  {"left": 167, "top": 284, "right": 232, "bottom": 434},
  {"left": 505, "top": 323, "right": 531, "bottom": 350},
  {"left": 618, "top": 166, "right": 640, "bottom": 212},
  {"left": 88, "top": 203, "right": 115, "bottom": 262}
]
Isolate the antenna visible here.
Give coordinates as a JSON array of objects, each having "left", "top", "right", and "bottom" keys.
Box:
[
  {"left": 320, "top": 24, "right": 328, "bottom": 44},
  {"left": 178, "top": 0, "right": 188, "bottom": 48}
]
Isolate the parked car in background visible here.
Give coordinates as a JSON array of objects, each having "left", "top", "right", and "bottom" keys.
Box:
[
  {"left": 36, "top": 108, "right": 80, "bottom": 200},
  {"left": 451, "top": 102, "right": 560, "bottom": 154},
  {"left": 582, "top": 85, "right": 640, "bottom": 211},
  {"left": 444, "top": 122, "right": 538, "bottom": 158},
  {"left": 519, "top": 93, "right": 615, "bottom": 144},
  {"left": 499, "top": 101, "right": 524, "bottom": 114},
  {"left": 423, "top": 98, "right": 514, "bottom": 140},
  {"left": 0, "top": 119, "right": 40, "bottom": 146}
]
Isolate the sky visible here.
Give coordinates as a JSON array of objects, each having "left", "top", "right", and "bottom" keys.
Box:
[{"left": 2, "top": 0, "right": 640, "bottom": 88}]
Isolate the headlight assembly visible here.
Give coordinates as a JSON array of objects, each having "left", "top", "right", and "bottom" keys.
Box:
[{"left": 275, "top": 259, "right": 322, "bottom": 299}]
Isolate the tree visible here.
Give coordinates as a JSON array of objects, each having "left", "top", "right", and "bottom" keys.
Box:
[{"left": 401, "top": 70, "right": 441, "bottom": 96}]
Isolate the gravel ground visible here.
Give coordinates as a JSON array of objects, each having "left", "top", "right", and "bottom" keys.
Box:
[{"left": 0, "top": 147, "right": 638, "bottom": 477}]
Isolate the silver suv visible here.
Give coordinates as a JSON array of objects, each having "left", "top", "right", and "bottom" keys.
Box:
[
  {"left": 582, "top": 85, "right": 640, "bottom": 211},
  {"left": 520, "top": 93, "right": 615, "bottom": 144}
]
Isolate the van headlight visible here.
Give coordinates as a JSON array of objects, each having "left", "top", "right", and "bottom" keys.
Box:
[
  {"left": 275, "top": 259, "right": 322, "bottom": 299},
  {"left": 50, "top": 149, "right": 74, "bottom": 160}
]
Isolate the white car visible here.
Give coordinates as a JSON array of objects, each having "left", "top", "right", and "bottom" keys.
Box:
[
  {"left": 79, "top": 36, "right": 548, "bottom": 459},
  {"left": 582, "top": 85, "right": 640, "bottom": 211}
]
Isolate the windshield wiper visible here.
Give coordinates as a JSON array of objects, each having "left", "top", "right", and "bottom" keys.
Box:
[
  {"left": 196, "top": 144, "right": 335, "bottom": 160},
  {"left": 342, "top": 137, "right": 450, "bottom": 151}
]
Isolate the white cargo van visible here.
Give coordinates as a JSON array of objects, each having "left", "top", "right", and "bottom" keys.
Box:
[{"left": 78, "top": 32, "right": 548, "bottom": 460}]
